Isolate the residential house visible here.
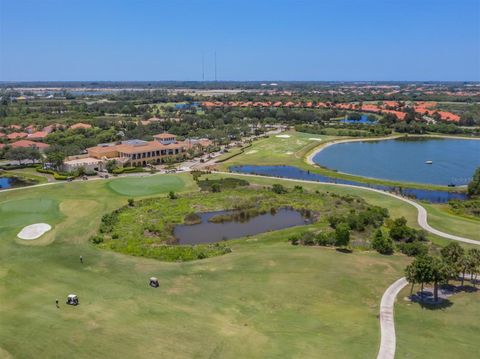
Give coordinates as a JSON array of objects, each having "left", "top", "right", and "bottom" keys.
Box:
[
  {"left": 10, "top": 140, "right": 49, "bottom": 150},
  {"left": 28, "top": 131, "right": 48, "bottom": 141},
  {"left": 7, "top": 132, "right": 28, "bottom": 140},
  {"left": 70, "top": 122, "right": 92, "bottom": 130}
]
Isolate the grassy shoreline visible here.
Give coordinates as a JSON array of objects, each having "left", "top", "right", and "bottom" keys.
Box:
[{"left": 217, "top": 131, "right": 472, "bottom": 192}]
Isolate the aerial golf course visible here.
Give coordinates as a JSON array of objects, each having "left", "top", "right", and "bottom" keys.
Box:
[{"left": 1, "top": 133, "right": 479, "bottom": 359}]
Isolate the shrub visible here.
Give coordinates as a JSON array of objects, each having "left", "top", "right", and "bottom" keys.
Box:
[
  {"left": 371, "top": 229, "right": 394, "bottom": 255},
  {"left": 315, "top": 231, "right": 336, "bottom": 246},
  {"left": 398, "top": 241, "right": 428, "bottom": 257},
  {"left": 168, "top": 191, "right": 177, "bottom": 200},
  {"left": 335, "top": 223, "right": 351, "bottom": 247},
  {"left": 53, "top": 173, "right": 69, "bottom": 180},
  {"left": 89, "top": 235, "right": 104, "bottom": 244},
  {"left": 271, "top": 184, "right": 287, "bottom": 194},
  {"left": 288, "top": 234, "right": 301, "bottom": 245},
  {"left": 128, "top": 198, "right": 134, "bottom": 207}
]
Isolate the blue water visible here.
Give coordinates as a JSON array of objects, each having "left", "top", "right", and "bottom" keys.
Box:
[
  {"left": 230, "top": 165, "right": 468, "bottom": 203},
  {"left": 313, "top": 138, "right": 480, "bottom": 186},
  {"left": 340, "top": 115, "right": 377, "bottom": 124},
  {"left": 0, "top": 177, "right": 12, "bottom": 189}
]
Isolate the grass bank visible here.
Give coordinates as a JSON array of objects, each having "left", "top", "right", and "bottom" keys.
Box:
[{"left": 216, "top": 131, "right": 467, "bottom": 192}]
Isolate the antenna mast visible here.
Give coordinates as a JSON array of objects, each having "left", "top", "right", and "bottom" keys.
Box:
[
  {"left": 214, "top": 51, "right": 217, "bottom": 82},
  {"left": 202, "top": 52, "right": 205, "bottom": 81}
]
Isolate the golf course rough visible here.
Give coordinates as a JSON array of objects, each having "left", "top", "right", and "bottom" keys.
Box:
[{"left": 0, "top": 171, "right": 479, "bottom": 358}]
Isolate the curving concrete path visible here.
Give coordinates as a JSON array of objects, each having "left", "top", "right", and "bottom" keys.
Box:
[
  {"left": 215, "top": 171, "right": 478, "bottom": 245},
  {"left": 376, "top": 277, "right": 408, "bottom": 359}
]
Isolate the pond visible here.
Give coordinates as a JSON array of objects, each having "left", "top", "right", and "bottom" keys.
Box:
[
  {"left": 230, "top": 165, "right": 468, "bottom": 203},
  {"left": 0, "top": 177, "right": 13, "bottom": 189},
  {"left": 340, "top": 115, "right": 377, "bottom": 124},
  {"left": 313, "top": 137, "right": 480, "bottom": 186},
  {"left": 174, "top": 208, "right": 313, "bottom": 245},
  {"left": 0, "top": 175, "right": 38, "bottom": 190}
]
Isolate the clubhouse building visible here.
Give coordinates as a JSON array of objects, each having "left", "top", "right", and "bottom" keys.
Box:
[{"left": 62, "top": 133, "right": 211, "bottom": 172}]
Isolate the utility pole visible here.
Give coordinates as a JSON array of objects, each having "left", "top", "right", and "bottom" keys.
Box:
[
  {"left": 214, "top": 51, "right": 217, "bottom": 82},
  {"left": 202, "top": 52, "right": 205, "bottom": 82}
]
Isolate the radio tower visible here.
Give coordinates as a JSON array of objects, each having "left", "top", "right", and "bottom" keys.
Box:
[
  {"left": 214, "top": 51, "right": 217, "bottom": 82},
  {"left": 202, "top": 52, "right": 205, "bottom": 81}
]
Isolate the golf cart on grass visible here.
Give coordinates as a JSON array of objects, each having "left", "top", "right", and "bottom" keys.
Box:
[
  {"left": 66, "top": 294, "right": 79, "bottom": 306},
  {"left": 149, "top": 277, "right": 159, "bottom": 288}
]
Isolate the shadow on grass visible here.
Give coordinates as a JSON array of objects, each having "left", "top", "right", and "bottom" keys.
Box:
[
  {"left": 408, "top": 284, "right": 478, "bottom": 310},
  {"left": 408, "top": 291, "right": 453, "bottom": 310},
  {"left": 335, "top": 248, "right": 352, "bottom": 254}
]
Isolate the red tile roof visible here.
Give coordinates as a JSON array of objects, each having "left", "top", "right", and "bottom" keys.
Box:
[
  {"left": 153, "top": 133, "right": 176, "bottom": 139},
  {"left": 7, "top": 132, "right": 28, "bottom": 140},
  {"left": 10, "top": 140, "right": 49, "bottom": 149},
  {"left": 28, "top": 131, "right": 48, "bottom": 140},
  {"left": 70, "top": 122, "right": 92, "bottom": 130}
]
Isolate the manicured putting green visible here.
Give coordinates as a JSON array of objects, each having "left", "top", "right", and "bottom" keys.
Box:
[
  {"left": 0, "top": 198, "right": 60, "bottom": 229},
  {"left": 107, "top": 175, "right": 186, "bottom": 196}
]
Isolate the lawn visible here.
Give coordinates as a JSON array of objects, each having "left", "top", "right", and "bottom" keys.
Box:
[
  {"left": 107, "top": 173, "right": 194, "bottom": 196},
  {"left": 395, "top": 285, "right": 480, "bottom": 359},
  {"left": 216, "top": 131, "right": 336, "bottom": 168},
  {"left": 0, "top": 173, "right": 478, "bottom": 358}
]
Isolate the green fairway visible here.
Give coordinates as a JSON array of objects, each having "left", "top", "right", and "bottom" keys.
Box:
[
  {"left": 396, "top": 285, "right": 480, "bottom": 358},
  {"left": 107, "top": 174, "right": 189, "bottom": 196},
  {"left": 0, "top": 173, "right": 478, "bottom": 358},
  {"left": 422, "top": 202, "right": 480, "bottom": 241},
  {"left": 217, "top": 131, "right": 336, "bottom": 168},
  {"left": 0, "top": 198, "right": 61, "bottom": 229}
]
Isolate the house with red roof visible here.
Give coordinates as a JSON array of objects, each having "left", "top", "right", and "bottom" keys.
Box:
[
  {"left": 7, "top": 132, "right": 28, "bottom": 140},
  {"left": 43, "top": 123, "right": 64, "bottom": 133},
  {"left": 10, "top": 140, "right": 49, "bottom": 150},
  {"left": 70, "top": 122, "right": 92, "bottom": 130},
  {"left": 25, "top": 125, "right": 37, "bottom": 134},
  {"left": 28, "top": 131, "right": 49, "bottom": 140}
]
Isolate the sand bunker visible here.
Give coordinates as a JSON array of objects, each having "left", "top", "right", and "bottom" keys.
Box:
[
  {"left": 309, "top": 138, "right": 322, "bottom": 141},
  {"left": 285, "top": 151, "right": 293, "bottom": 155},
  {"left": 245, "top": 150, "right": 258, "bottom": 154},
  {"left": 17, "top": 223, "right": 52, "bottom": 240},
  {"left": 276, "top": 134, "right": 291, "bottom": 138}
]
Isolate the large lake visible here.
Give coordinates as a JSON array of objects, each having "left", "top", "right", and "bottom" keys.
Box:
[{"left": 313, "top": 137, "right": 480, "bottom": 186}]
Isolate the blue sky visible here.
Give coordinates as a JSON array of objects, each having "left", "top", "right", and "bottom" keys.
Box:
[{"left": 1, "top": 0, "right": 479, "bottom": 81}]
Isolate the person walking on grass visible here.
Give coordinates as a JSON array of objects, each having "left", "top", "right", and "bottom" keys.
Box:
[
  {"left": 55, "top": 299, "right": 59, "bottom": 308},
  {"left": 80, "top": 255, "right": 83, "bottom": 264}
]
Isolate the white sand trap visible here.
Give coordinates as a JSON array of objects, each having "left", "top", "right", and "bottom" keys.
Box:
[
  {"left": 309, "top": 138, "right": 322, "bottom": 141},
  {"left": 17, "top": 223, "right": 52, "bottom": 240},
  {"left": 245, "top": 150, "right": 258, "bottom": 154},
  {"left": 285, "top": 151, "right": 293, "bottom": 155},
  {"left": 276, "top": 134, "right": 291, "bottom": 138}
]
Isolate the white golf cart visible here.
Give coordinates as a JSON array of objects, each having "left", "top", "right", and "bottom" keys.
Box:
[
  {"left": 66, "top": 294, "right": 79, "bottom": 306},
  {"left": 149, "top": 277, "right": 159, "bottom": 288}
]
